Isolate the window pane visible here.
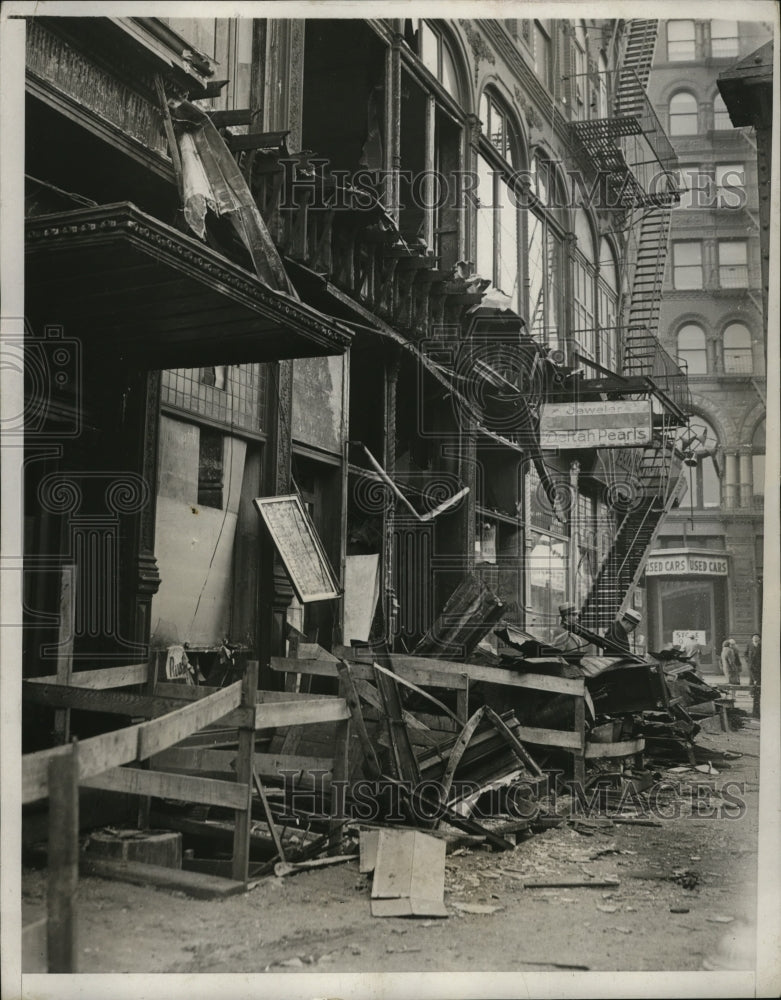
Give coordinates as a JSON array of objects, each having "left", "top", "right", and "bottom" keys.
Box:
[
  {"left": 677, "top": 324, "right": 707, "bottom": 373},
  {"left": 701, "top": 457, "right": 720, "bottom": 508},
  {"left": 527, "top": 213, "right": 545, "bottom": 338},
  {"left": 546, "top": 230, "right": 561, "bottom": 349},
  {"left": 673, "top": 243, "right": 703, "bottom": 289},
  {"left": 719, "top": 242, "right": 747, "bottom": 287},
  {"left": 712, "top": 20, "right": 739, "bottom": 58},
  {"left": 497, "top": 181, "right": 519, "bottom": 309},
  {"left": 669, "top": 93, "right": 698, "bottom": 135},
  {"left": 715, "top": 164, "right": 745, "bottom": 208},
  {"left": 723, "top": 323, "right": 752, "bottom": 373},
  {"left": 475, "top": 154, "right": 495, "bottom": 281},
  {"left": 534, "top": 21, "right": 552, "bottom": 89},
  {"left": 668, "top": 20, "right": 695, "bottom": 60},
  {"left": 420, "top": 21, "right": 439, "bottom": 78},
  {"left": 441, "top": 42, "right": 460, "bottom": 98},
  {"left": 713, "top": 93, "right": 731, "bottom": 130}
]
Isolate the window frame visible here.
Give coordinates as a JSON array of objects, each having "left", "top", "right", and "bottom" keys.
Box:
[
  {"left": 677, "top": 323, "right": 708, "bottom": 374},
  {"left": 718, "top": 240, "right": 748, "bottom": 289},
  {"left": 715, "top": 163, "right": 746, "bottom": 209},
  {"left": 669, "top": 92, "right": 699, "bottom": 136},
  {"left": 711, "top": 20, "right": 739, "bottom": 59},
  {"left": 667, "top": 20, "right": 696, "bottom": 62},
  {"left": 672, "top": 242, "right": 704, "bottom": 290},
  {"left": 712, "top": 92, "right": 732, "bottom": 131},
  {"left": 723, "top": 322, "right": 753, "bottom": 373}
]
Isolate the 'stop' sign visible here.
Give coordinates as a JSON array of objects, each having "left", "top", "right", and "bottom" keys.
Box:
[
  {"left": 539, "top": 400, "right": 652, "bottom": 449},
  {"left": 645, "top": 551, "right": 729, "bottom": 577}
]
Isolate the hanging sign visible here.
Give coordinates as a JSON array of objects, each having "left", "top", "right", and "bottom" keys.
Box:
[
  {"left": 540, "top": 400, "right": 653, "bottom": 449},
  {"left": 253, "top": 495, "right": 341, "bottom": 603}
]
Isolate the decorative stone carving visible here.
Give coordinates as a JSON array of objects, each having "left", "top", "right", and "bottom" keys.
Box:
[{"left": 459, "top": 19, "right": 495, "bottom": 84}]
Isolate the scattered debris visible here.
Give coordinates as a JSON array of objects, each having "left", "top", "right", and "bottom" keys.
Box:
[
  {"left": 450, "top": 902, "right": 504, "bottom": 914},
  {"left": 370, "top": 829, "right": 448, "bottom": 918}
]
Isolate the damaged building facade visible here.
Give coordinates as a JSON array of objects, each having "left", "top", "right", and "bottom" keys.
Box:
[{"left": 23, "top": 17, "right": 690, "bottom": 723}]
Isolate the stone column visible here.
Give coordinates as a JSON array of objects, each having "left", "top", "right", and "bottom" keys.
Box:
[
  {"left": 739, "top": 447, "right": 753, "bottom": 508},
  {"left": 724, "top": 451, "right": 739, "bottom": 509}
]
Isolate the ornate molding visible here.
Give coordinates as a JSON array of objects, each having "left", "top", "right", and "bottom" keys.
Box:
[
  {"left": 459, "top": 19, "right": 496, "bottom": 84},
  {"left": 26, "top": 205, "right": 354, "bottom": 350},
  {"left": 514, "top": 84, "right": 542, "bottom": 130}
]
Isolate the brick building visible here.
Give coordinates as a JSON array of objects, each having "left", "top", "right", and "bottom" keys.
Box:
[
  {"left": 642, "top": 18, "right": 772, "bottom": 672},
  {"left": 19, "top": 16, "right": 689, "bottom": 724}
]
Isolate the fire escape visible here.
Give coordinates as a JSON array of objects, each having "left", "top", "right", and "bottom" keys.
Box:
[{"left": 566, "top": 19, "right": 692, "bottom": 629}]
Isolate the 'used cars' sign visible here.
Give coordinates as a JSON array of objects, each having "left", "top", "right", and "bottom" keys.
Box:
[
  {"left": 645, "top": 552, "right": 729, "bottom": 577},
  {"left": 539, "top": 400, "right": 652, "bottom": 449}
]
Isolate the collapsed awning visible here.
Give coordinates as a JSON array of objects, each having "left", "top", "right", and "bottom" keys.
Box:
[{"left": 25, "top": 202, "right": 353, "bottom": 369}]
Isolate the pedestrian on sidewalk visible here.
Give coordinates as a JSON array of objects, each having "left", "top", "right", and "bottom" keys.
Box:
[
  {"left": 720, "top": 638, "right": 741, "bottom": 685},
  {"left": 745, "top": 633, "right": 761, "bottom": 719}
]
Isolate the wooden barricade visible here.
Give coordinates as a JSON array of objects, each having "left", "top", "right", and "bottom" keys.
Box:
[
  {"left": 22, "top": 654, "right": 352, "bottom": 970},
  {"left": 273, "top": 649, "right": 645, "bottom": 785}
]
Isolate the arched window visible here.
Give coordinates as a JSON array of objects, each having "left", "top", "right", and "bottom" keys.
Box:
[
  {"left": 571, "top": 21, "right": 588, "bottom": 119},
  {"left": 527, "top": 156, "right": 564, "bottom": 352},
  {"left": 752, "top": 420, "right": 765, "bottom": 500},
  {"left": 419, "top": 20, "right": 460, "bottom": 98},
  {"left": 598, "top": 239, "right": 619, "bottom": 371},
  {"left": 667, "top": 20, "right": 695, "bottom": 61},
  {"left": 597, "top": 54, "right": 609, "bottom": 118},
  {"left": 476, "top": 91, "right": 524, "bottom": 311},
  {"left": 398, "top": 22, "right": 466, "bottom": 269},
  {"left": 669, "top": 92, "right": 698, "bottom": 135},
  {"left": 572, "top": 208, "right": 597, "bottom": 360},
  {"left": 681, "top": 418, "right": 721, "bottom": 509},
  {"left": 677, "top": 323, "right": 707, "bottom": 374},
  {"left": 713, "top": 92, "right": 732, "bottom": 131},
  {"left": 723, "top": 323, "right": 752, "bottom": 374}
]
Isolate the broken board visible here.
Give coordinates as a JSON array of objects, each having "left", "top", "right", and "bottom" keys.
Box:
[{"left": 370, "top": 828, "right": 448, "bottom": 918}]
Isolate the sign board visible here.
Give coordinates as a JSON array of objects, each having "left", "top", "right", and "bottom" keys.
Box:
[
  {"left": 253, "top": 495, "right": 341, "bottom": 603},
  {"left": 645, "top": 551, "right": 729, "bottom": 577},
  {"left": 540, "top": 400, "right": 652, "bottom": 449},
  {"left": 673, "top": 630, "right": 706, "bottom": 647}
]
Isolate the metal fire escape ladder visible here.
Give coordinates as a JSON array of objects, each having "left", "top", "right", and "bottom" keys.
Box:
[{"left": 580, "top": 438, "right": 685, "bottom": 629}]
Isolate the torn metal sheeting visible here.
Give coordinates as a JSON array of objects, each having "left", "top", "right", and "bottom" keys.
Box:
[{"left": 370, "top": 829, "right": 448, "bottom": 918}]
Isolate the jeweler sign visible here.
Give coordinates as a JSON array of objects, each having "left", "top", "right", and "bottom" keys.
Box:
[{"left": 539, "top": 400, "right": 652, "bottom": 449}]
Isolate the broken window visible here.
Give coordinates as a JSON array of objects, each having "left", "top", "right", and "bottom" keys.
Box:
[{"left": 197, "top": 426, "right": 225, "bottom": 509}]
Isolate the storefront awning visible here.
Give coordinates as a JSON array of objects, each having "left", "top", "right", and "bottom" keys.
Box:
[{"left": 25, "top": 202, "right": 353, "bottom": 369}]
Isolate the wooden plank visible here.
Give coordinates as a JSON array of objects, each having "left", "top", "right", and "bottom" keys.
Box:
[
  {"left": 233, "top": 662, "right": 258, "bottom": 884},
  {"left": 337, "top": 652, "right": 585, "bottom": 696},
  {"left": 53, "top": 565, "right": 75, "bottom": 745},
  {"left": 585, "top": 738, "right": 645, "bottom": 759},
  {"left": 514, "top": 725, "right": 583, "bottom": 750},
  {"left": 254, "top": 697, "right": 350, "bottom": 730},
  {"left": 573, "top": 690, "right": 587, "bottom": 786},
  {"left": 22, "top": 681, "right": 207, "bottom": 718},
  {"left": 23, "top": 725, "right": 138, "bottom": 805},
  {"left": 277, "top": 654, "right": 471, "bottom": 692},
  {"left": 80, "top": 858, "right": 249, "bottom": 899},
  {"left": 136, "top": 681, "right": 243, "bottom": 759},
  {"left": 389, "top": 656, "right": 586, "bottom": 697},
  {"left": 47, "top": 742, "right": 79, "bottom": 973},
  {"left": 31, "top": 662, "right": 149, "bottom": 690},
  {"left": 150, "top": 747, "right": 334, "bottom": 780},
  {"left": 152, "top": 681, "right": 224, "bottom": 700},
  {"left": 81, "top": 766, "right": 247, "bottom": 809},
  {"left": 524, "top": 878, "right": 620, "bottom": 889}
]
